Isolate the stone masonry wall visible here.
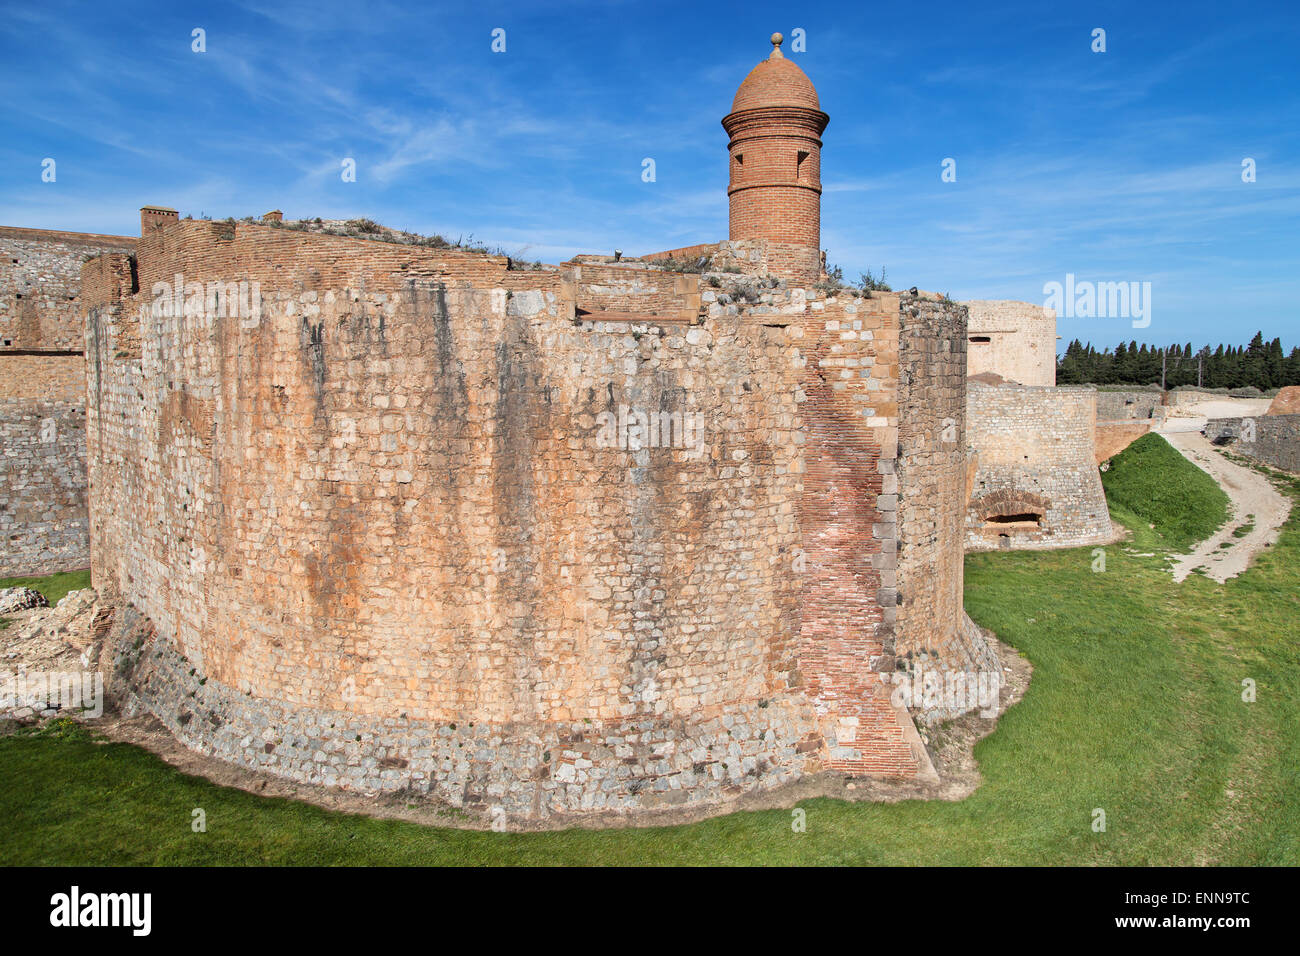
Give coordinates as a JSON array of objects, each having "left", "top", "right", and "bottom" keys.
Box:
[
  {"left": 713, "top": 239, "right": 822, "bottom": 284},
  {"left": 86, "top": 221, "right": 827, "bottom": 818},
  {"left": 562, "top": 261, "right": 701, "bottom": 319},
  {"left": 0, "top": 225, "right": 131, "bottom": 577},
  {"left": 963, "top": 300, "right": 1057, "bottom": 387},
  {"left": 1094, "top": 389, "right": 1162, "bottom": 421},
  {"left": 85, "top": 220, "right": 964, "bottom": 815},
  {"left": 1206, "top": 415, "right": 1300, "bottom": 473},
  {"left": 966, "top": 383, "right": 1112, "bottom": 551},
  {"left": 0, "top": 398, "right": 88, "bottom": 576},
  {"left": 0, "top": 226, "right": 135, "bottom": 350},
  {"left": 896, "top": 296, "right": 993, "bottom": 674}
]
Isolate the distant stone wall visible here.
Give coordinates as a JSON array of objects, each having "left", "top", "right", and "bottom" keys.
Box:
[
  {"left": 963, "top": 300, "right": 1057, "bottom": 387},
  {"left": 1094, "top": 389, "right": 1162, "bottom": 421},
  {"left": 0, "top": 397, "right": 88, "bottom": 576},
  {"left": 0, "top": 225, "right": 135, "bottom": 351},
  {"left": 966, "top": 384, "right": 1112, "bottom": 550},
  {"left": 1205, "top": 415, "right": 1300, "bottom": 474},
  {"left": 0, "top": 225, "right": 131, "bottom": 577}
]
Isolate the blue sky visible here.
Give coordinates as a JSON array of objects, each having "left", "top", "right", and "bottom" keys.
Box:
[{"left": 1, "top": 0, "right": 1297, "bottom": 353}]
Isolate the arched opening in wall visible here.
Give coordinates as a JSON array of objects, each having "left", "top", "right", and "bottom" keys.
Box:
[
  {"left": 984, "top": 511, "right": 1043, "bottom": 529},
  {"left": 971, "top": 490, "right": 1050, "bottom": 537},
  {"left": 797, "top": 150, "right": 809, "bottom": 180},
  {"left": 969, "top": 335, "right": 991, "bottom": 343}
]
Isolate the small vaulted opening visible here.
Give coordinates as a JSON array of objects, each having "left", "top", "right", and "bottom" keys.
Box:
[{"left": 985, "top": 511, "right": 1043, "bottom": 528}]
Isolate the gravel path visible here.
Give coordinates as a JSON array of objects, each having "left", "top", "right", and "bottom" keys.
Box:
[{"left": 1160, "top": 430, "right": 1291, "bottom": 583}]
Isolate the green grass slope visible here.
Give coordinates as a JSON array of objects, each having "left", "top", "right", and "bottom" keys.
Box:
[{"left": 1100, "top": 432, "right": 1229, "bottom": 551}]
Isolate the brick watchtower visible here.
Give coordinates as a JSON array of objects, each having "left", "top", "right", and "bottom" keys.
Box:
[{"left": 722, "top": 33, "right": 829, "bottom": 250}]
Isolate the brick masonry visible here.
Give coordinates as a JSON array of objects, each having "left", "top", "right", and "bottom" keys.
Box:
[{"left": 723, "top": 37, "right": 829, "bottom": 253}]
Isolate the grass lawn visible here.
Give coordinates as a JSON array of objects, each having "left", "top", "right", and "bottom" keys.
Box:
[
  {"left": 0, "top": 569, "right": 92, "bottom": 607},
  {"left": 1, "top": 445, "right": 1297, "bottom": 865}
]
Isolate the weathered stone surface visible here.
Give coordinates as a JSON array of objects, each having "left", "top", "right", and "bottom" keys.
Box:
[
  {"left": 1206, "top": 415, "right": 1300, "bottom": 473},
  {"left": 0, "top": 399, "right": 88, "bottom": 576},
  {"left": 962, "top": 300, "right": 1056, "bottom": 388},
  {"left": 965, "top": 383, "right": 1113, "bottom": 551}
]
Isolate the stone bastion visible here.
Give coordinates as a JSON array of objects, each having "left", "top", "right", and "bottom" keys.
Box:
[{"left": 76, "top": 218, "right": 989, "bottom": 820}]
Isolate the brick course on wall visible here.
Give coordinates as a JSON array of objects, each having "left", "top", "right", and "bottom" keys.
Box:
[
  {"left": 966, "top": 383, "right": 1112, "bottom": 551},
  {"left": 1205, "top": 415, "right": 1300, "bottom": 473},
  {"left": 0, "top": 397, "right": 88, "bottom": 576}
]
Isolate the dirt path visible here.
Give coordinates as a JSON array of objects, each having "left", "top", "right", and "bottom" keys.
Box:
[{"left": 1159, "top": 431, "right": 1290, "bottom": 583}]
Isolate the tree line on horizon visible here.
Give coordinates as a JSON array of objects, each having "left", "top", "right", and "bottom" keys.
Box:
[{"left": 1056, "top": 332, "right": 1299, "bottom": 389}]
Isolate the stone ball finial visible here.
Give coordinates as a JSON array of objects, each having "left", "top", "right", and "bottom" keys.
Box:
[{"left": 770, "top": 32, "right": 784, "bottom": 58}]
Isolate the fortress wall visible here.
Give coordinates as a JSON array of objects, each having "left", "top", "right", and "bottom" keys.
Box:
[
  {"left": 85, "top": 221, "right": 831, "bottom": 815},
  {"left": 0, "top": 228, "right": 131, "bottom": 574},
  {"left": 896, "top": 296, "right": 994, "bottom": 676},
  {"left": 0, "top": 352, "right": 90, "bottom": 575},
  {"left": 963, "top": 300, "right": 1056, "bottom": 387},
  {"left": 1094, "top": 389, "right": 1162, "bottom": 420},
  {"left": 0, "top": 396, "right": 88, "bottom": 576},
  {"left": 966, "top": 384, "right": 1112, "bottom": 551},
  {"left": 0, "top": 226, "right": 129, "bottom": 576},
  {"left": 1206, "top": 415, "right": 1300, "bottom": 473},
  {"left": 0, "top": 226, "right": 135, "bottom": 351}
]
